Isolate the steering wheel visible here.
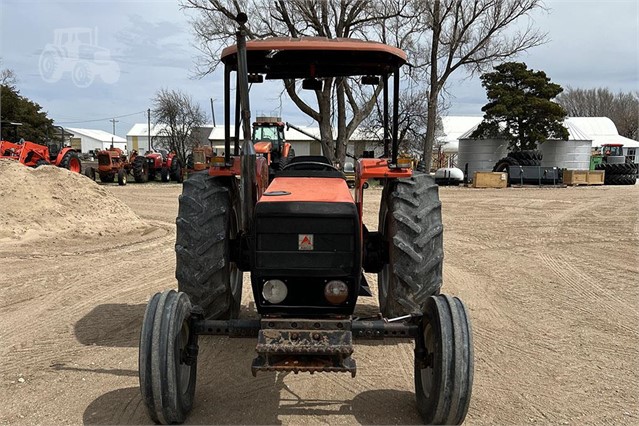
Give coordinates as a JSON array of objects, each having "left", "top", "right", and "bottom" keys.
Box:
[{"left": 282, "top": 161, "right": 339, "bottom": 172}]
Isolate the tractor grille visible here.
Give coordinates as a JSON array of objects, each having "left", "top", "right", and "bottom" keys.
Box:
[
  {"left": 255, "top": 212, "right": 357, "bottom": 276},
  {"left": 252, "top": 201, "right": 361, "bottom": 316},
  {"left": 97, "top": 154, "right": 111, "bottom": 166}
]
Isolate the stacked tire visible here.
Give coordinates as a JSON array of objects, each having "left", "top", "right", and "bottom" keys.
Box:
[
  {"left": 596, "top": 161, "right": 637, "bottom": 185},
  {"left": 506, "top": 150, "right": 542, "bottom": 166}
]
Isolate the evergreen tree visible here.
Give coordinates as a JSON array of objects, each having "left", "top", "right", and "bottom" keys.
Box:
[
  {"left": 1, "top": 72, "right": 54, "bottom": 142},
  {"left": 472, "top": 62, "right": 568, "bottom": 150}
]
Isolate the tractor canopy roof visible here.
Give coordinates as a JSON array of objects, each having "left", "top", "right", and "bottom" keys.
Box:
[{"left": 221, "top": 37, "right": 407, "bottom": 78}]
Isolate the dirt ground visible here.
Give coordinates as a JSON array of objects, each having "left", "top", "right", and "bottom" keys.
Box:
[{"left": 1, "top": 180, "right": 637, "bottom": 425}]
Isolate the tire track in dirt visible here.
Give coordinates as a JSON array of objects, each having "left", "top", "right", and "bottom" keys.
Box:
[{"left": 538, "top": 253, "right": 635, "bottom": 335}]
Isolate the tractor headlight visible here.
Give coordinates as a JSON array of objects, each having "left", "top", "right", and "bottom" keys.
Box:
[
  {"left": 262, "top": 279, "right": 288, "bottom": 304},
  {"left": 324, "top": 280, "right": 349, "bottom": 305}
]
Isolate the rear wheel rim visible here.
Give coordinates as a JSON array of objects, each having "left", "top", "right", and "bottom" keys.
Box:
[
  {"left": 69, "top": 157, "right": 81, "bottom": 173},
  {"left": 419, "top": 323, "right": 436, "bottom": 399},
  {"left": 176, "top": 321, "right": 191, "bottom": 394}
]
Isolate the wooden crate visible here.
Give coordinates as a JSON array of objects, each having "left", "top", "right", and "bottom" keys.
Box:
[
  {"left": 472, "top": 171, "right": 507, "bottom": 188},
  {"left": 563, "top": 170, "right": 605, "bottom": 186},
  {"left": 587, "top": 170, "right": 605, "bottom": 185}
]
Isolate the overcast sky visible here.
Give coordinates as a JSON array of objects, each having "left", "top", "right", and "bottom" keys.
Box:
[{"left": 1, "top": 0, "right": 637, "bottom": 136}]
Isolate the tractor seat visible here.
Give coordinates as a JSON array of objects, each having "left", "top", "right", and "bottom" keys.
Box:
[
  {"left": 277, "top": 155, "right": 345, "bottom": 179},
  {"left": 48, "top": 143, "right": 60, "bottom": 159}
]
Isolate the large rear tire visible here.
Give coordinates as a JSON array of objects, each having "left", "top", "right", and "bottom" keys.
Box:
[
  {"left": 605, "top": 173, "right": 637, "bottom": 185},
  {"left": 175, "top": 172, "right": 242, "bottom": 319},
  {"left": 139, "top": 290, "right": 197, "bottom": 424},
  {"left": 493, "top": 156, "right": 519, "bottom": 173},
  {"left": 279, "top": 147, "right": 295, "bottom": 170},
  {"left": 133, "top": 155, "right": 149, "bottom": 183},
  {"left": 378, "top": 173, "right": 444, "bottom": 317},
  {"left": 415, "top": 294, "right": 473, "bottom": 425},
  {"left": 507, "top": 150, "right": 541, "bottom": 166},
  {"left": 59, "top": 151, "right": 82, "bottom": 173}
]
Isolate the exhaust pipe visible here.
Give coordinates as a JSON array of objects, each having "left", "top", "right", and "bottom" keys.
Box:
[{"left": 235, "top": 13, "right": 256, "bottom": 234}]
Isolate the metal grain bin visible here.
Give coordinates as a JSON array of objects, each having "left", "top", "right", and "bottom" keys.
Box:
[
  {"left": 539, "top": 140, "right": 592, "bottom": 170},
  {"left": 457, "top": 138, "right": 509, "bottom": 180}
]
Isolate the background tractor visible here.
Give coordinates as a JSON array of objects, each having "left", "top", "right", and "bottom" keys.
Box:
[
  {"left": 252, "top": 116, "right": 294, "bottom": 178},
  {"left": 592, "top": 144, "right": 637, "bottom": 185},
  {"left": 85, "top": 147, "right": 135, "bottom": 185},
  {"left": 132, "top": 149, "right": 183, "bottom": 183},
  {"left": 139, "top": 14, "right": 473, "bottom": 426},
  {"left": 0, "top": 122, "right": 82, "bottom": 173}
]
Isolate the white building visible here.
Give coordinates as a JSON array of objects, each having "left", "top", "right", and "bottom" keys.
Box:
[
  {"left": 64, "top": 127, "right": 127, "bottom": 153},
  {"left": 126, "top": 124, "right": 217, "bottom": 154},
  {"left": 126, "top": 123, "right": 169, "bottom": 154}
]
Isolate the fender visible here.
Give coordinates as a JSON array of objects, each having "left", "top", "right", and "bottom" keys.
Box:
[
  {"left": 281, "top": 142, "right": 291, "bottom": 158},
  {"left": 53, "top": 147, "right": 76, "bottom": 166}
]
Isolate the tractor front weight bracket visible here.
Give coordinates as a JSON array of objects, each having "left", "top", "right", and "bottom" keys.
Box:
[{"left": 191, "top": 316, "right": 422, "bottom": 377}]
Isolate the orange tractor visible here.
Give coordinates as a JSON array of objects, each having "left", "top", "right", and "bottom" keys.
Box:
[
  {"left": 139, "top": 14, "right": 473, "bottom": 426},
  {"left": 85, "top": 147, "right": 136, "bottom": 185},
  {"left": 252, "top": 116, "right": 294, "bottom": 179},
  {"left": 0, "top": 122, "right": 81, "bottom": 172}
]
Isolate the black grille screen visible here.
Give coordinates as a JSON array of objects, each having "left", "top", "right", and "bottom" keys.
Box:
[
  {"left": 255, "top": 217, "right": 355, "bottom": 274},
  {"left": 97, "top": 155, "right": 111, "bottom": 166}
]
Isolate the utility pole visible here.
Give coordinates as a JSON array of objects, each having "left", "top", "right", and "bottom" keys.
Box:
[
  {"left": 147, "top": 108, "right": 152, "bottom": 152},
  {"left": 210, "top": 98, "right": 216, "bottom": 127},
  {"left": 110, "top": 118, "right": 118, "bottom": 149}
]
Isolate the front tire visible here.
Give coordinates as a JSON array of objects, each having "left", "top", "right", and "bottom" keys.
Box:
[
  {"left": 118, "top": 168, "right": 127, "bottom": 186},
  {"left": 139, "top": 290, "right": 197, "bottom": 424},
  {"left": 161, "top": 166, "right": 170, "bottom": 182},
  {"left": 378, "top": 174, "right": 444, "bottom": 317},
  {"left": 415, "top": 295, "right": 473, "bottom": 425},
  {"left": 175, "top": 172, "right": 242, "bottom": 319}
]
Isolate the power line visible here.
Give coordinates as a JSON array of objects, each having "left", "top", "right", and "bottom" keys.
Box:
[{"left": 56, "top": 110, "right": 147, "bottom": 125}]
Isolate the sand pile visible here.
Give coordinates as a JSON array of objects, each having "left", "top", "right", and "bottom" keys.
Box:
[{"left": 0, "top": 159, "right": 146, "bottom": 241}]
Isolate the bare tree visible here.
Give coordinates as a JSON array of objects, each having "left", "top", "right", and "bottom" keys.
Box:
[
  {"left": 360, "top": 87, "right": 429, "bottom": 156},
  {"left": 181, "top": 0, "right": 428, "bottom": 165},
  {"left": 420, "top": 0, "right": 547, "bottom": 170},
  {"left": 181, "top": 0, "right": 545, "bottom": 168},
  {"left": 0, "top": 59, "right": 17, "bottom": 87},
  {"left": 556, "top": 87, "right": 639, "bottom": 140},
  {"left": 152, "top": 88, "right": 206, "bottom": 165}
]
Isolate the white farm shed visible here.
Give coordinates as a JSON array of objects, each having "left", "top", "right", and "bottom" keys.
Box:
[
  {"left": 126, "top": 123, "right": 170, "bottom": 154},
  {"left": 207, "top": 125, "right": 379, "bottom": 158},
  {"left": 566, "top": 117, "right": 639, "bottom": 163},
  {"left": 64, "top": 127, "right": 127, "bottom": 153},
  {"left": 207, "top": 125, "right": 325, "bottom": 157}
]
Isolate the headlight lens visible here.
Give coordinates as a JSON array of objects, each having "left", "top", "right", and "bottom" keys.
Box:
[
  {"left": 262, "top": 279, "right": 288, "bottom": 304},
  {"left": 324, "top": 280, "right": 349, "bottom": 305}
]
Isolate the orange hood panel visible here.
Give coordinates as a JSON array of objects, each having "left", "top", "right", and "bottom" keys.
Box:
[{"left": 259, "top": 177, "right": 353, "bottom": 204}]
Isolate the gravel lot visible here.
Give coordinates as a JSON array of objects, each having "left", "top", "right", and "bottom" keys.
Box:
[{"left": 1, "top": 180, "right": 637, "bottom": 425}]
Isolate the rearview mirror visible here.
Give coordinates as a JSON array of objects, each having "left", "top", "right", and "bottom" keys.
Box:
[
  {"left": 302, "top": 78, "right": 323, "bottom": 91},
  {"left": 248, "top": 74, "right": 264, "bottom": 83}
]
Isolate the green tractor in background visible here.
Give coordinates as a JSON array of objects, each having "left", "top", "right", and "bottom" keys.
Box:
[{"left": 591, "top": 143, "right": 637, "bottom": 185}]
